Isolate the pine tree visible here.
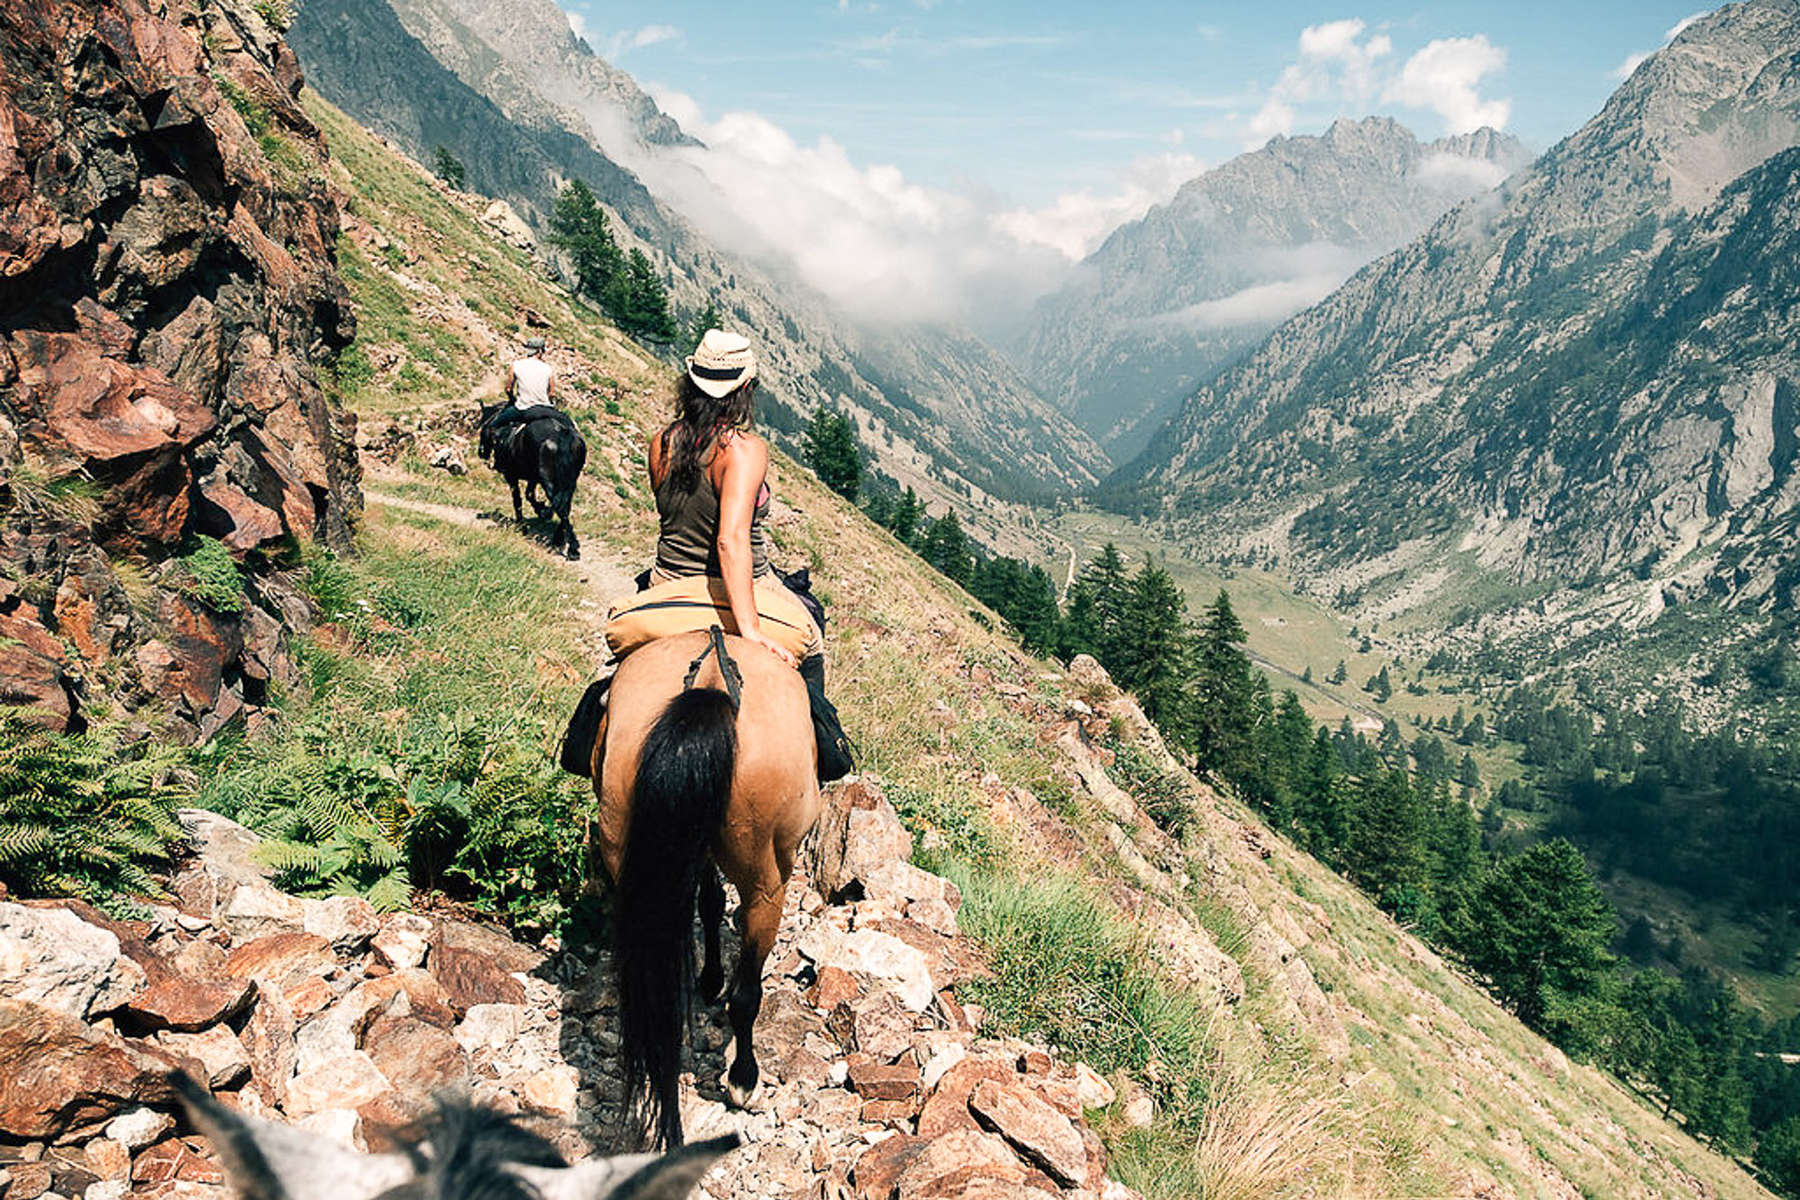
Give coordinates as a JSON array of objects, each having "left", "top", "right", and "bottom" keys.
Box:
[
  {"left": 804, "top": 405, "right": 862, "bottom": 502},
  {"left": 1111, "top": 563, "right": 1190, "bottom": 734},
  {"left": 686, "top": 299, "right": 723, "bottom": 349},
  {"left": 1451, "top": 839, "right": 1616, "bottom": 1030},
  {"left": 920, "top": 510, "right": 972, "bottom": 584},
  {"left": 611, "top": 248, "right": 678, "bottom": 342},
  {"left": 549, "top": 180, "right": 623, "bottom": 301},
  {"left": 890, "top": 487, "right": 922, "bottom": 545},
  {"left": 1077, "top": 544, "right": 1130, "bottom": 668},
  {"left": 1190, "top": 588, "right": 1258, "bottom": 783},
  {"left": 431, "top": 146, "right": 466, "bottom": 190},
  {"left": 1456, "top": 753, "right": 1482, "bottom": 800},
  {"left": 1329, "top": 659, "right": 1348, "bottom": 685},
  {"left": 1345, "top": 762, "right": 1430, "bottom": 916}
]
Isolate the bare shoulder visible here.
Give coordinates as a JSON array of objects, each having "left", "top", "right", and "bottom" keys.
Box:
[{"left": 719, "top": 430, "right": 768, "bottom": 463}]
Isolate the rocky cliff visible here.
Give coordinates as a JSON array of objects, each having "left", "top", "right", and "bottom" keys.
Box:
[
  {"left": 1115, "top": 0, "right": 1800, "bottom": 624},
  {"left": 1017, "top": 118, "right": 1529, "bottom": 458},
  {"left": 288, "top": 0, "right": 1109, "bottom": 526},
  {"left": 0, "top": 0, "right": 361, "bottom": 737}
]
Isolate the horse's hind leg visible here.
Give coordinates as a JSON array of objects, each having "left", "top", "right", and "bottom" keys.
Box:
[
  {"left": 698, "top": 865, "right": 726, "bottom": 1004},
  {"left": 509, "top": 478, "right": 524, "bottom": 523},
  {"left": 724, "top": 886, "right": 781, "bottom": 1109}
]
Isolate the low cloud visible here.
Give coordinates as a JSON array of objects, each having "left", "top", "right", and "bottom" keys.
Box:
[
  {"left": 1154, "top": 275, "right": 1347, "bottom": 330},
  {"left": 1415, "top": 150, "right": 1510, "bottom": 191},
  {"left": 1142, "top": 241, "right": 1368, "bottom": 331},
  {"left": 585, "top": 89, "right": 1100, "bottom": 328},
  {"left": 991, "top": 152, "right": 1202, "bottom": 261}
]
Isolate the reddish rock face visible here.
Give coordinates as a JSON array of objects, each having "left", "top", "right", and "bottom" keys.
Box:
[
  {"left": 0, "top": 0, "right": 361, "bottom": 737},
  {"left": 0, "top": 998, "right": 187, "bottom": 1139}
]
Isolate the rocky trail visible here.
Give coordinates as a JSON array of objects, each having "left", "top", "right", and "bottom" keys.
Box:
[{"left": 0, "top": 777, "right": 1142, "bottom": 1200}]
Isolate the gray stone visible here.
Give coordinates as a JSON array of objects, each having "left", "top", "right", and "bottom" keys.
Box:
[{"left": 0, "top": 904, "right": 146, "bottom": 1019}]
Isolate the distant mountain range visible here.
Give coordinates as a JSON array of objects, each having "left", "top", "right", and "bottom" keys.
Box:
[
  {"left": 1017, "top": 117, "right": 1531, "bottom": 459},
  {"left": 289, "top": 0, "right": 1108, "bottom": 536},
  {"left": 1110, "top": 0, "right": 1800, "bottom": 621}
]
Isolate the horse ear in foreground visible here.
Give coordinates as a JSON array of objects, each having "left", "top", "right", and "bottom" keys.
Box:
[
  {"left": 171, "top": 1071, "right": 738, "bottom": 1200},
  {"left": 594, "top": 629, "right": 823, "bottom": 1150}
]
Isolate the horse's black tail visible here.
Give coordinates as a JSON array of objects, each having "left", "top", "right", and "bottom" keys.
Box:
[{"left": 615, "top": 686, "right": 737, "bottom": 1150}]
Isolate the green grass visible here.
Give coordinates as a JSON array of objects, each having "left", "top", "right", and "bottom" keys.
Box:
[{"left": 194, "top": 507, "right": 598, "bottom": 932}]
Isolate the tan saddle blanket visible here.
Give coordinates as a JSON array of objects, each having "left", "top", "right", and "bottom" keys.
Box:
[{"left": 605, "top": 574, "right": 816, "bottom": 661}]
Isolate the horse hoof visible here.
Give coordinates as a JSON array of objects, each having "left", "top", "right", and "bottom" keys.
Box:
[{"left": 723, "top": 1075, "right": 761, "bottom": 1111}]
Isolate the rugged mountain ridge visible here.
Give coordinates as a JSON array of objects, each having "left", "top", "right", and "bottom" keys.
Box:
[
  {"left": 1116, "top": 0, "right": 1800, "bottom": 625},
  {"left": 288, "top": 0, "right": 1107, "bottom": 532},
  {"left": 1018, "top": 117, "right": 1529, "bottom": 458},
  {"left": 0, "top": 0, "right": 361, "bottom": 737}
]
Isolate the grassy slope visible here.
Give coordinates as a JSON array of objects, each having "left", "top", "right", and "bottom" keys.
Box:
[{"left": 303, "top": 92, "right": 1772, "bottom": 1199}]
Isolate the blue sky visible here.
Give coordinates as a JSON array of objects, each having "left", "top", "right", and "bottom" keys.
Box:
[
  {"left": 573, "top": 3, "right": 1708, "bottom": 201},
  {"left": 560, "top": 2, "right": 1712, "bottom": 324}
]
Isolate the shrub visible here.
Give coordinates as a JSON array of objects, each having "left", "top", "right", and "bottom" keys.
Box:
[
  {"left": 0, "top": 716, "right": 185, "bottom": 908},
  {"left": 179, "top": 536, "right": 246, "bottom": 613},
  {"left": 1104, "top": 738, "right": 1194, "bottom": 836}
]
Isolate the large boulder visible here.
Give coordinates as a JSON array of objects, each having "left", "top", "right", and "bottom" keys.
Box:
[
  {"left": 0, "top": 903, "right": 147, "bottom": 1019},
  {"left": 0, "top": 999, "right": 187, "bottom": 1139}
]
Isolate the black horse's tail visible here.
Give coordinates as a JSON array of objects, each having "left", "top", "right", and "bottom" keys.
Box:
[{"left": 615, "top": 686, "right": 737, "bottom": 1150}]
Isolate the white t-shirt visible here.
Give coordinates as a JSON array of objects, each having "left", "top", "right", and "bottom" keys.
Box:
[{"left": 511, "top": 357, "right": 554, "bottom": 407}]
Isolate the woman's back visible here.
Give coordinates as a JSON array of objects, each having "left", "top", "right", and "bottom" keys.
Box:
[{"left": 653, "top": 431, "right": 771, "bottom": 579}]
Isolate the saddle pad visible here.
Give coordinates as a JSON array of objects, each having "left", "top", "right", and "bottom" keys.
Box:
[{"left": 605, "top": 574, "right": 815, "bottom": 661}]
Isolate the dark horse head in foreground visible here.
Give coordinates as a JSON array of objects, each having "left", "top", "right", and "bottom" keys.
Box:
[
  {"left": 173, "top": 1072, "right": 736, "bottom": 1200},
  {"left": 591, "top": 628, "right": 823, "bottom": 1150},
  {"left": 477, "top": 399, "right": 587, "bottom": 560}
]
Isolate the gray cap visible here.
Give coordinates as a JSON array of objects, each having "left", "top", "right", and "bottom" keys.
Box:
[{"left": 524, "top": 336, "right": 546, "bottom": 352}]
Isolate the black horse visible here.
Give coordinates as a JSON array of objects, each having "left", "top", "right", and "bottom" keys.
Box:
[{"left": 478, "top": 400, "right": 587, "bottom": 560}]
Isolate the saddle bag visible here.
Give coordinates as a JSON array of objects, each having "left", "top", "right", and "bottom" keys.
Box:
[{"left": 559, "top": 677, "right": 609, "bottom": 777}]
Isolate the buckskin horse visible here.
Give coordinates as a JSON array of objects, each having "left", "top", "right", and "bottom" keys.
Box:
[
  {"left": 477, "top": 399, "right": 586, "bottom": 560},
  {"left": 591, "top": 627, "right": 822, "bottom": 1149}
]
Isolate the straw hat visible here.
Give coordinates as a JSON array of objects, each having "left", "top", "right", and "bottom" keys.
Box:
[
  {"left": 523, "top": 336, "right": 546, "bottom": 353},
  {"left": 686, "top": 329, "right": 757, "bottom": 399}
]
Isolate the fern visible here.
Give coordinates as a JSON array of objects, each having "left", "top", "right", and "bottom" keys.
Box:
[{"left": 0, "top": 715, "right": 185, "bottom": 905}]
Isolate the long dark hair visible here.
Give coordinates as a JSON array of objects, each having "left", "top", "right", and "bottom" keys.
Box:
[{"left": 663, "top": 375, "right": 757, "bottom": 494}]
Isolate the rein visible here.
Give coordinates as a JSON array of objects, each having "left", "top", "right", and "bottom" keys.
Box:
[{"left": 682, "top": 625, "right": 743, "bottom": 710}]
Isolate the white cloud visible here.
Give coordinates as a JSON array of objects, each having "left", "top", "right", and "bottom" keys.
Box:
[
  {"left": 562, "top": 6, "right": 587, "bottom": 43},
  {"left": 1666, "top": 11, "right": 1708, "bottom": 40},
  {"left": 1245, "top": 20, "right": 1510, "bottom": 144},
  {"left": 585, "top": 88, "right": 1086, "bottom": 327},
  {"left": 1613, "top": 11, "right": 1709, "bottom": 81},
  {"left": 1156, "top": 275, "right": 1345, "bottom": 330},
  {"left": 1416, "top": 150, "right": 1509, "bottom": 191},
  {"left": 992, "top": 151, "right": 1203, "bottom": 260},
  {"left": 605, "top": 24, "right": 681, "bottom": 59},
  {"left": 1383, "top": 35, "right": 1511, "bottom": 133},
  {"left": 1247, "top": 18, "right": 1393, "bottom": 143}
]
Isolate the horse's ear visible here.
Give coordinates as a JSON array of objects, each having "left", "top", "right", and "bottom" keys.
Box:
[
  {"left": 170, "top": 1073, "right": 415, "bottom": 1200},
  {"left": 520, "top": 1135, "right": 741, "bottom": 1200}
]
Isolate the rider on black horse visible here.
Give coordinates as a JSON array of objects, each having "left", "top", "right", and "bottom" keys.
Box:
[{"left": 480, "top": 335, "right": 560, "bottom": 460}]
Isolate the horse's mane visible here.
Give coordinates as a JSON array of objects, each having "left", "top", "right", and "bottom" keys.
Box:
[{"left": 379, "top": 1100, "right": 567, "bottom": 1200}]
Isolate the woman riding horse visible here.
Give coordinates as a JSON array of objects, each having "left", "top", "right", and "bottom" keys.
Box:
[{"left": 589, "top": 330, "right": 851, "bottom": 1149}]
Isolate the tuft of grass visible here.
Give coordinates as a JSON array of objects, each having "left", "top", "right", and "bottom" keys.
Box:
[
  {"left": 1105, "top": 736, "right": 1195, "bottom": 836},
  {"left": 1, "top": 458, "right": 103, "bottom": 528},
  {"left": 1188, "top": 1072, "right": 1351, "bottom": 1200},
  {"left": 951, "top": 867, "right": 1216, "bottom": 1127}
]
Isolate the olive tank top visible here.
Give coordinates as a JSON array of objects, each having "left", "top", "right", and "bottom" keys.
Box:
[{"left": 653, "top": 433, "right": 772, "bottom": 579}]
